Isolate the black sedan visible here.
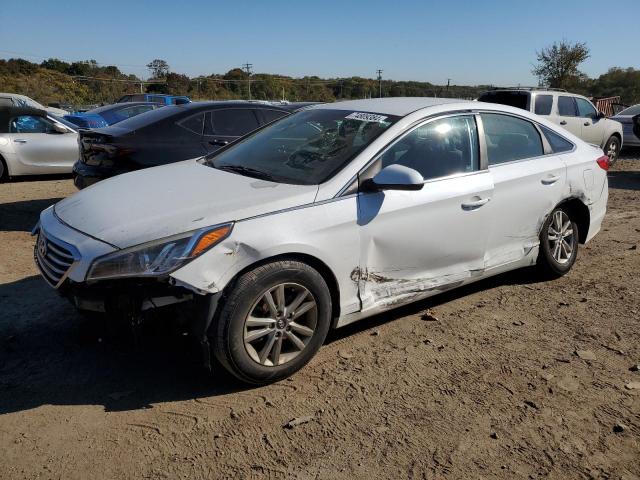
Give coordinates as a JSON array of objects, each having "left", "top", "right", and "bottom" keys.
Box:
[{"left": 73, "top": 101, "right": 311, "bottom": 189}]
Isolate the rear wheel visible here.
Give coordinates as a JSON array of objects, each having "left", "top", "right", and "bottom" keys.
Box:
[
  {"left": 604, "top": 135, "right": 621, "bottom": 167},
  {"left": 537, "top": 207, "right": 579, "bottom": 277},
  {"left": 211, "top": 260, "right": 332, "bottom": 384}
]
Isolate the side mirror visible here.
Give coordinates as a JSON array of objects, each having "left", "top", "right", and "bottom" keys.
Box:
[
  {"left": 50, "top": 123, "right": 69, "bottom": 134},
  {"left": 597, "top": 111, "right": 606, "bottom": 119},
  {"left": 363, "top": 164, "right": 424, "bottom": 192}
]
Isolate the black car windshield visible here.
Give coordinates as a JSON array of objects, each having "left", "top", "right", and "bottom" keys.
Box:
[{"left": 204, "top": 109, "right": 398, "bottom": 185}]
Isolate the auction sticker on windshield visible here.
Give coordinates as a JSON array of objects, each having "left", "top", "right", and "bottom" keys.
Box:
[{"left": 345, "top": 112, "right": 388, "bottom": 123}]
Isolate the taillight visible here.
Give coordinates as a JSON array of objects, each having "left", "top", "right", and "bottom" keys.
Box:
[{"left": 596, "top": 155, "right": 610, "bottom": 171}]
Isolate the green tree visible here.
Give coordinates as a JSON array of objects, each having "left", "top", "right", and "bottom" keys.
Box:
[
  {"left": 146, "top": 59, "right": 170, "bottom": 79},
  {"left": 532, "top": 40, "right": 590, "bottom": 89}
]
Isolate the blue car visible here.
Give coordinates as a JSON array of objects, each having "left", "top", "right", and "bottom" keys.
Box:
[
  {"left": 116, "top": 94, "right": 191, "bottom": 105},
  {"left": 64, "top": 102, "right": 162, "bottom": 129}
]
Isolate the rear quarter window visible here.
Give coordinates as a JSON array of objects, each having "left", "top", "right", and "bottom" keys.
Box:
[{"left": 540, "top": 125, "right": 574, "bottom": 153}]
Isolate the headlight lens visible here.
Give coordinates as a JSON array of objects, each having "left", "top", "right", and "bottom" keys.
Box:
[{"left": 86, "top": 223, "right": 232, "bottom": 281}]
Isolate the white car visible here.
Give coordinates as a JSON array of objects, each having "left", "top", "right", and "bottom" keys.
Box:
[
  {"left": 478, "top": 88, "right": 623, "bottom": 164},
  {"left": 0, "top": 92, "right": 68, "bottom": 117},
  {"left": 0, "top": 107, "right": 78, "bottom": 180},
  {"left": 33, "top": 98, "right": 609, "bottom": 384}
]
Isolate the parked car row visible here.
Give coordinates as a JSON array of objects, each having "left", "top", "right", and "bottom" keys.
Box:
[{"left": 32, "top": 97, "right": 610, "bottom": 384}]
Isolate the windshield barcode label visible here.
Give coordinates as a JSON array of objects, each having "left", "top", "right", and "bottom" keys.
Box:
[{"left": 345, "top": 112, "right": 388, "bottom": 123}]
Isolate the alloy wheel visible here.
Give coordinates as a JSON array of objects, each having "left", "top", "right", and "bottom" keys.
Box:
[
  {"left": 607, "top": 140, "right": 619, "bottom": 162},
  {"left": 547, "top": 210, "right": 575, "bottom": 264},
  {"left": 243, "top": 283, "right": 317, "bottom": 367}
]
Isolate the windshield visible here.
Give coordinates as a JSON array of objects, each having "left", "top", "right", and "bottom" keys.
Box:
[
  {"left": 204, "top": 109, "right": 398, "bottom": 185},
  {"left": 619, "top": 105, "right": 640, "bottom": 116},
  {"left": 49, "top": 114, "right": 78, "bottom": 131}
]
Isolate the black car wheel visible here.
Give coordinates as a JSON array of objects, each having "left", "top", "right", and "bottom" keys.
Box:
[{"left": 210, "top": 260, "right": 332, "bottom": 384}]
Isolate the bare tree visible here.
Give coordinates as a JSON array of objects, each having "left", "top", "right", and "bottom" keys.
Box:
[
  {"left": 146, "top": 59, "right": 170, "bottom": 79},
  {"left": 532, "top": 40, "right": 590, "bottom": 89}
]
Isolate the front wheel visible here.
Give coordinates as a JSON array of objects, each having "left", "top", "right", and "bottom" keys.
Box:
[
  {"left": 537, "top": 207, "right": 579, "bottom": 277},
  {"left": 210, "top": 260, "right": 332, "bottom": 384},
  {"left": 604, "top": 135, "right": 621, "bottom": 167}
]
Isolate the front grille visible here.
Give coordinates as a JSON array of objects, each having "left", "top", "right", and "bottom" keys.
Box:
[{"left": 34, "top": 231, "right": 77, "bottom": 288}]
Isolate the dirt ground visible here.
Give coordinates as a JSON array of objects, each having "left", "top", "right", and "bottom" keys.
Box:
[{"left": 1, "top": 152, "right": 639, "bottom": 480}]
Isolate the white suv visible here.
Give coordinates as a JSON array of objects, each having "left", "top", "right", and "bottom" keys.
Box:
[{"left": 478, "top": 88, "right": 623, "bottom": 164}]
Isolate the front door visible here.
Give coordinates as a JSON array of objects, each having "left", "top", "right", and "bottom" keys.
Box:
[
  {"left": 575, "top": 97, "right": 605, "bottom": 146},
  {"left": 356, "top": 114, "right": 494, "bottom": 311}
]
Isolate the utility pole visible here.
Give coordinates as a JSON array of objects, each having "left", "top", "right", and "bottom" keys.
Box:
[
  {"left": 376, "top": 69, "right": 383, "bottom": 98},
  {"left": 446, "top": 78, "right": 451, "bottom": 94},
  {"left": 242, "top": 62, "right": 253, "bottom": 100}
]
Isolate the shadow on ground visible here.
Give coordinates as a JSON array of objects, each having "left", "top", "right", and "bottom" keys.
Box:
[
  {"left": 0, "top": 198, "right": 63, "bottom": 232},
  {"left": 0, "top": 266, "right": 548, "bottom": 415}
]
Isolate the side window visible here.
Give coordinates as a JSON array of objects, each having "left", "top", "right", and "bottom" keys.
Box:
[
  {"left": 261, "top": 109, "right": 289, "bottom": 124},
  {"left": 207, "top": 109, "right": 260, "bottom": 137},
  {"left": 9, "top": 115, "right": 53, "bottom": 133},
  {"left": 540, "top": 125, "right": 574, "bottom": 153},
  {"left": 534, "top": 95, "right": 553, "bottom": 115},
  {"left": 177, "top": 113, "right": 205, "bottom": 135},
  {"left": 149, "top": 96, "right": 166, "bottom": 105},
  {"left": 558, "top": 96, "right": 577, "bottom": 117},
  {"left": 481, "top": 113, "right": 544, "bottom": 165},
  {"left": 379, "top": 115, "right": 479, "bottom": 181},
  {"left": 173, "top": 98, "right": 190, "bottom": 105},
  {"left": 575, "top": 98, "right": 597, "bottom": 118}
]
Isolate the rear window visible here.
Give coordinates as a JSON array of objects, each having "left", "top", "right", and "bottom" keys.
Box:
[
  {"left": 108, "top": 105, "right": 182, "bottom": 131},
  {"left": 478, "top": 91, "right": 530, "bottom": 111},
  {"left": 619, "top": 105, "right": 640, "bottom": 116},
  {"left": 534, "top": 95, "right": 553, "bottom": 115}
]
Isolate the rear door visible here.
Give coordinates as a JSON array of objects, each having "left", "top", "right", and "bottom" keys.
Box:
[
  {"left": 5, "top": 114, "right": 77, "bottom": 172},
  {"left": 481, "top": 113, "right": 567, "bottom": 269},
  {"left": 203, "top": 108, "right": 261, "bottom": 152},
  {"left": 556, "top": 96, "right": 583, "bottom": 138}
]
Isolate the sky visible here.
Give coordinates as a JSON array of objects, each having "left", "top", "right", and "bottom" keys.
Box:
[{"left": 1, "top": 0, "right": 638, "bottom": 86}]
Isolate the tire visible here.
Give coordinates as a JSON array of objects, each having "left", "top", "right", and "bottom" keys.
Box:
[
  {"left": 211, "top": 260, "right": 332, "bottom": 384},
  {"left": 604, "top": 135, "right": 621, "bottom": 167},
  {"left": 537, "top": 207, "right": 579, "bottom": 277},
  {"left": 0, "top": 155, "right": 7, "bottom": 182}
]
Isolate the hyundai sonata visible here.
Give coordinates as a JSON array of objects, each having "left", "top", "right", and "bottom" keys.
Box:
[{"left": 33, "top": 98, "right": 609, "bottom": 384}]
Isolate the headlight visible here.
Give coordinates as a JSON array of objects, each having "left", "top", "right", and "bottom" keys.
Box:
[{"left": 86, "top": 223, "right": 233, "bottom": 281}]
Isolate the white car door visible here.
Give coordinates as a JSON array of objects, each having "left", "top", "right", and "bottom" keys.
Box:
[
  {"left": 575, "top": 97, "right": 605, "bottom": 146},
  {"left": 6, "top": 114, "right": 77, "bottom": 173},
  {"left": 555, "top": 96, "right": 583, "bottom": 138},
  {"left": 356, "top": 114, "right": 494, "bottom": 311},
  {"left": 480, "top": 113, "right": 567, "bottom": 269}
]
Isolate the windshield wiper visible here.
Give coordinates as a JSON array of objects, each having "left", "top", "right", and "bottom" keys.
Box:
[{"left": 216, "top": 164, "right": 277, "bottom": 182}]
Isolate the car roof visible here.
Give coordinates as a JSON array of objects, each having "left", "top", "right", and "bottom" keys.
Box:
[{"left": 308, "top": 97, "right": 466, "bottom": 116}]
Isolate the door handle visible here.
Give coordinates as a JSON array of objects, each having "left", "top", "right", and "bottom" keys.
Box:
[
  {"left": 209, "top": 139, "right": 229, "bottom": 147},
  {"left": 541, "top": 175, "right": 561, "bottom": 185},
  {"left": 559, "top": 121, "right": 567, "bottom": 125},
  {"left": 14, "top": 139, "right": 27, "bottom": 144},
  {"left": 583, "top": 122, "right": 591, "bottom": 126},
  {"left": 461, "top": 197, "right": 490, "bottom": 210}
]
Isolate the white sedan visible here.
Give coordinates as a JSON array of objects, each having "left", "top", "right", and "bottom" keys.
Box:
[
  {"left": 0, "top": 106, "right": 78, "bottom": 180},
  {"left": 33, "top": 98, "right": 609, "bottom": 384}
]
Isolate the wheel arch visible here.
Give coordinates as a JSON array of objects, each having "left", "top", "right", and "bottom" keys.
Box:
[
  {"left": 218, "top": 252, "right": 342, "bottom": 328},
  {"left": 555, "top": 197, "right": 590, "bottom": 244},
  {"left": 0, "top": 152, "right": 9, "bottom": 180}
]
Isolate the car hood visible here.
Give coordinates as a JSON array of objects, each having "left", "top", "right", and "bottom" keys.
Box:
[{"left": 54, "top": 159, "right": 319, "bottom": 248}]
